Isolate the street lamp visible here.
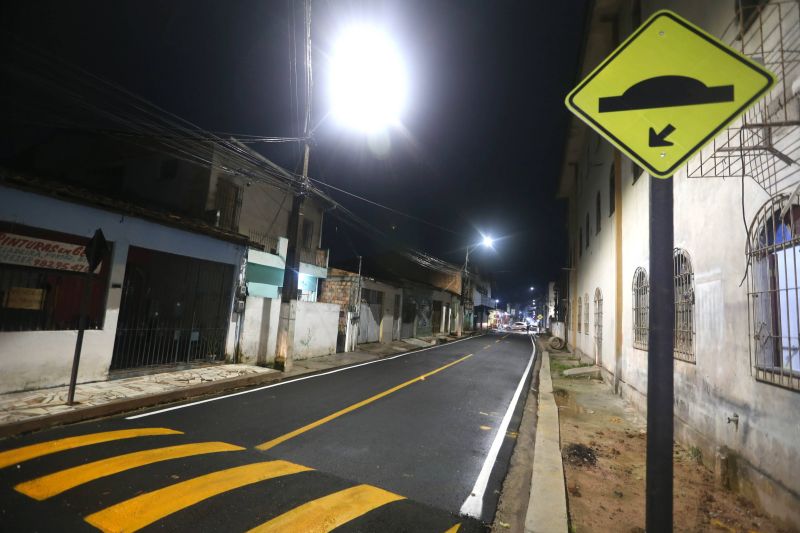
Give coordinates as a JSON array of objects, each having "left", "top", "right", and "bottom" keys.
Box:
[
  {"left": 277, "top": 16, "right": 409, "bottom": 370},
  {"left": 461, "top": 234, "right": 494, "bottom": 335},
  {"left": 330, "top": 25, "right": 408, "bottom": 132}
]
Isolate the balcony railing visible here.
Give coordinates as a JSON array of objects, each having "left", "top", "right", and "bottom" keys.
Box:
[
  {"left": 298, "top": 247, "right": 328, "bottom": 268},
  {"left": 248, "top": 230, "right": 281, "bottom": 255}
]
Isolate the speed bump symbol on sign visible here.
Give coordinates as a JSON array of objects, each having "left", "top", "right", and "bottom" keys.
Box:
[{"left": 565, "top": 10, "right": 775, "bottom": 178}]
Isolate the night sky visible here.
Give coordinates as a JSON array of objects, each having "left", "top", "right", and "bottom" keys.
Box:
[{"left": 1, "top": 1, "right": 588, "bottom": 304}]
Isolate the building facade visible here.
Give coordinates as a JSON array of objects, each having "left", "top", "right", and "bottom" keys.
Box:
[{"left": 560, "top": 0, "right": 800, "bottom": 525}]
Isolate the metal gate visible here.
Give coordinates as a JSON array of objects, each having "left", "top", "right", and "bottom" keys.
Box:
[
  {"left": 594, "top": 288, "right": 603, "bottom": 365},
  {"left": 111, "top": 247, "right": 234, "bottom": 370}
]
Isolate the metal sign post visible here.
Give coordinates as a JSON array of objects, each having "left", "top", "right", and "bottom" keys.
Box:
[
  {"left": 66, "top": 228, "right": 109, "bottom": 406},
  {"left": 646, "top": 176, "right": 674, "bottom": 532}
]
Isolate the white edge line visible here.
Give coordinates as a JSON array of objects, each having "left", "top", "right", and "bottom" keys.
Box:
[
  {"left": 459, "top": 333, "right": 537, "bottom": 519},
  {"left": 126, "top": 334, "right": 485, "bottom": 420}
]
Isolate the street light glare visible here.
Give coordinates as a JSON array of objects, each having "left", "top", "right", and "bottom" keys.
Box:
[
  {"left": 330, "top": 25, "right": 407, "bottom": 132},
  {"left": 482, "top": 235, "right": 494, "bottom": 248}
]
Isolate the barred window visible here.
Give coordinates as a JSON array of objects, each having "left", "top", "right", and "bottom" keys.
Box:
[
  {"left": 674, "top": 248, "right": 695, "bottom": 362},
  {"left": 585, "top": 214, "right": 590, "bottom": 249},
  {"left": 577, "top": 296, "right": 582, "bottom": 333},
  {"left": 748, "top": 198, "right": 800, "bottom": 391},
  {"left": 595, "top": 192, "right": 601, "bottom": 235},
  {"left": 632, "top": 267, "right": 649, "bottom": 350},
  {"left": 584, "top": 293, "right": 589, "bottom": 335},
  {"left": 594, "top": 288, "right": 603, "bottom": 360}
]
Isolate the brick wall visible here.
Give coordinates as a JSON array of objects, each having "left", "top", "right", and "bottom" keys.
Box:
[{"left": 319, "top": 274, "right": 358, "bottom": 332}]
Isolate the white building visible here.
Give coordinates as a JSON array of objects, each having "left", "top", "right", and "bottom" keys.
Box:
[{"left": 560, "top": 0, "right": 800, "bottom": 526}]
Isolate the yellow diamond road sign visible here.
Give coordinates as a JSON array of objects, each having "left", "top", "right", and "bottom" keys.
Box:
[{"left": 566, "top": 10, "right": 775, "bottom": 178}]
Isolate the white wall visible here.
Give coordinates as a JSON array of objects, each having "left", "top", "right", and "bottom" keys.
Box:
[
  {"left": 0, "top": 186, "right": 245, "bottom": 393},
  {"left": 239, "top": 296, "right": 281, "bottom": 366},
  {"left": 292, "top": 301, "right": 339, "bottom": 360}
]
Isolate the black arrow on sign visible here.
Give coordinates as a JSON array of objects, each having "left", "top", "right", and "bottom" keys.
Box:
[{"left": 649, "top": 124, "right": 676, "bottom": 147}]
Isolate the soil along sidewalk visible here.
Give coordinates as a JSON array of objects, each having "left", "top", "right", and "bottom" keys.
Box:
[
  {"left": 549, "top": 350, "right": 789, "bottom": 533},
  {"left": 0, "top": 338, "right": 431, "bottom": 439}
]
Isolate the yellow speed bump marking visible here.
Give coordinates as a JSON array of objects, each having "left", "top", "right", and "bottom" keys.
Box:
[
  {"left": 256, "top": 353, "right": 474, "bottom": 451},
  {"left": 0, "top": 428, "right": 182, "bottom": 469},
  {"left": 248, "top": 484, "right": 404, "bottom": 533},
  {"left": 85, "top": 460, "right": 311, "bottom": 533},
  {"left": 16, "top": 441, "right": 244, "bottom": 500}
]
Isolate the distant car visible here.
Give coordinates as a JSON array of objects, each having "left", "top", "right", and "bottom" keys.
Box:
[{"left": 511, "top": 321, "right": 528, "bottom": 331}]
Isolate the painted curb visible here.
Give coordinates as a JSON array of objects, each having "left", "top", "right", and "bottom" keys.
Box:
[{"left": 525, "top": 349, "right": 569, "bottom": 533}]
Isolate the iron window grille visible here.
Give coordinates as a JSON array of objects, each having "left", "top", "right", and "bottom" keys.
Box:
[
  {"left": 577, "top": 296, "right": 582, "bottom": 333},
  {"left": 596, "top": 192, "right": 602, "bottom": 234},
  {"left": 747, "top": 195, "right": 800, "bottom": 391},
  {"left": 584, "top": 293, "right": 589, "bottom": 335},
  {"left": 686, "top": 1, "right": 800, "bottom": 198},
  {"left": 585, "top": 213, "right": 590, "bottom": 249},
  {"left": 632, "top": 267, "right": 649, "bottom": 350},
  {"left": 674, "top": 248, "right": 696, "bottom": 363},
  {"left": 594, "top": 288, "right": 603, "bottom": 359}
]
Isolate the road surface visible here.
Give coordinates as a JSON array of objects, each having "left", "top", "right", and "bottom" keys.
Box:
[{"left": 0, "top": 331, "right": 536, "bottom": 532}]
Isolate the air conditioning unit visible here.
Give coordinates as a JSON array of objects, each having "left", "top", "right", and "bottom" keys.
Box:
[{"left": 234, "top": 300, "right": 245, "bottom": 314}]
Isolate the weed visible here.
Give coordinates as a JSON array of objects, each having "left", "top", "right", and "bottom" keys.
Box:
[{"left": 689, "top": 446, "right": 703, "bottom": 464}]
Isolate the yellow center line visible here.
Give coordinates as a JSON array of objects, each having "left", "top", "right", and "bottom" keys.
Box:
[
  {"left": 444, "top": 524, "right": 462, "bottom": 533},
  {"left": 247, "top": 484, "right": 404, "bottom": 533},
  {"left": 0, "top": 428, "right": 182, "bottom": 469},
  {"left": 16, "top": 441, "right": 244, "bottom": 501},
  {"left": 256, "top": 353, "right": 474, "bottom": 451},
  {"left": 84, "top": 460, "right": 311, "bottom": 533}
]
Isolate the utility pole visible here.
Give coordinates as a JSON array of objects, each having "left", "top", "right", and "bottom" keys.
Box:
[{"left": 275, "top": 0, "right": 312, "bottom": 371}]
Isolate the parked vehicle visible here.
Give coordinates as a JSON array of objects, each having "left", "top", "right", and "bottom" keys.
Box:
[{"left": 510, "top": 321, "right": 528, "bottom": 331}]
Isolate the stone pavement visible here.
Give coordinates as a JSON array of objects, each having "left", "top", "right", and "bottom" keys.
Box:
[
  {"left": 0, "top": 337, "right": 434, "bottom": 435},
  {"left": 0, "top": 364, "right": 276, "bottom": 426}
]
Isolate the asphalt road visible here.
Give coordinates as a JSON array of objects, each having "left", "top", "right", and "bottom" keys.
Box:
[{"left": 0, "top": 331, "right": 536, "bottom": 532}]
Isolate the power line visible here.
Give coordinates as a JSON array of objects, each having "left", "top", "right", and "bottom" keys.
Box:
[{"left": 309, "top": 177, "right": 460, "bottom": 235}]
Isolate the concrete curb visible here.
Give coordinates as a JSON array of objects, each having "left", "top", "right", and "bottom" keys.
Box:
[
  {"left": 0, "top": 333, "right": 486, "bottom": 440},
  {"left": 0, "top": 369, "right": 292, "bottom": 439},
  {"left": 524, "top": 349, "right": 569, "bottom": 533}
]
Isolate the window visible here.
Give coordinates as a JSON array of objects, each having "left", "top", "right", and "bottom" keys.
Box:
[
  {"left": 577, "top": 297, "right": 582, "bottom": 333},
  {"left": 301, "top": 219, "right": 314, "bottom": 249},
  {"left": 674, "top": 248, "right": 695, "bottom": 362},
  {"left": 632, "top": 267, "right": 649, "bottom": 350},
  {"left": 747, "top": 199, "right": 800, "bottom": 391},
  {"left": 735, "top": 0, "right": 768, "bottom": 40},
  {"left": 585, "top": 213, "right": 590, "bottom": 248},
  {"left": 584, "top": 293, "right": 589, "bottom": 335},
  {"left": 632, "top": 160, "right": 644, "bottom": 183},
  {"left": 609, "top": 163, "right": 616, "bottom": 216},
  {"left": 159, "top": 159, "right": 178, "bottom": 182},
  {"left": 216, "top": 178, "right": 242, "bottom": 232},
  {"left": 594, "top": 288, "right": 603, "bottom": 360},
  {"left": 361, "top": 288, "right": 383, "bottom": 305},
  {"left": 632, "top": 0, "right": 642, "bottom": 28},
  {"left": 595, "top": 192, "right": 602, "bottom": 235}
]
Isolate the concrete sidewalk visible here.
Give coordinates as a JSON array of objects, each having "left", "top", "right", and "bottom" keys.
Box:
[{"left": 0, "top": 338, "right": 428, "bottom": 438}]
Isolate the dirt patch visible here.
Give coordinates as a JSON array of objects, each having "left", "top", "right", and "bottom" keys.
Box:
[
  {"left": 564, "top": 443, "right": 597, "bottom": 467},
  {"left": 548, "top": 353, "right": 793, "bottom": 533}
]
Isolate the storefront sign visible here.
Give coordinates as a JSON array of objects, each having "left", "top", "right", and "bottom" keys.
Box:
[
  {"left": 0, "top": 232, "right": 92, "bottom": 273},
  {"left": 4, "top": 287, "right": 45, "bottom": 310}
]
